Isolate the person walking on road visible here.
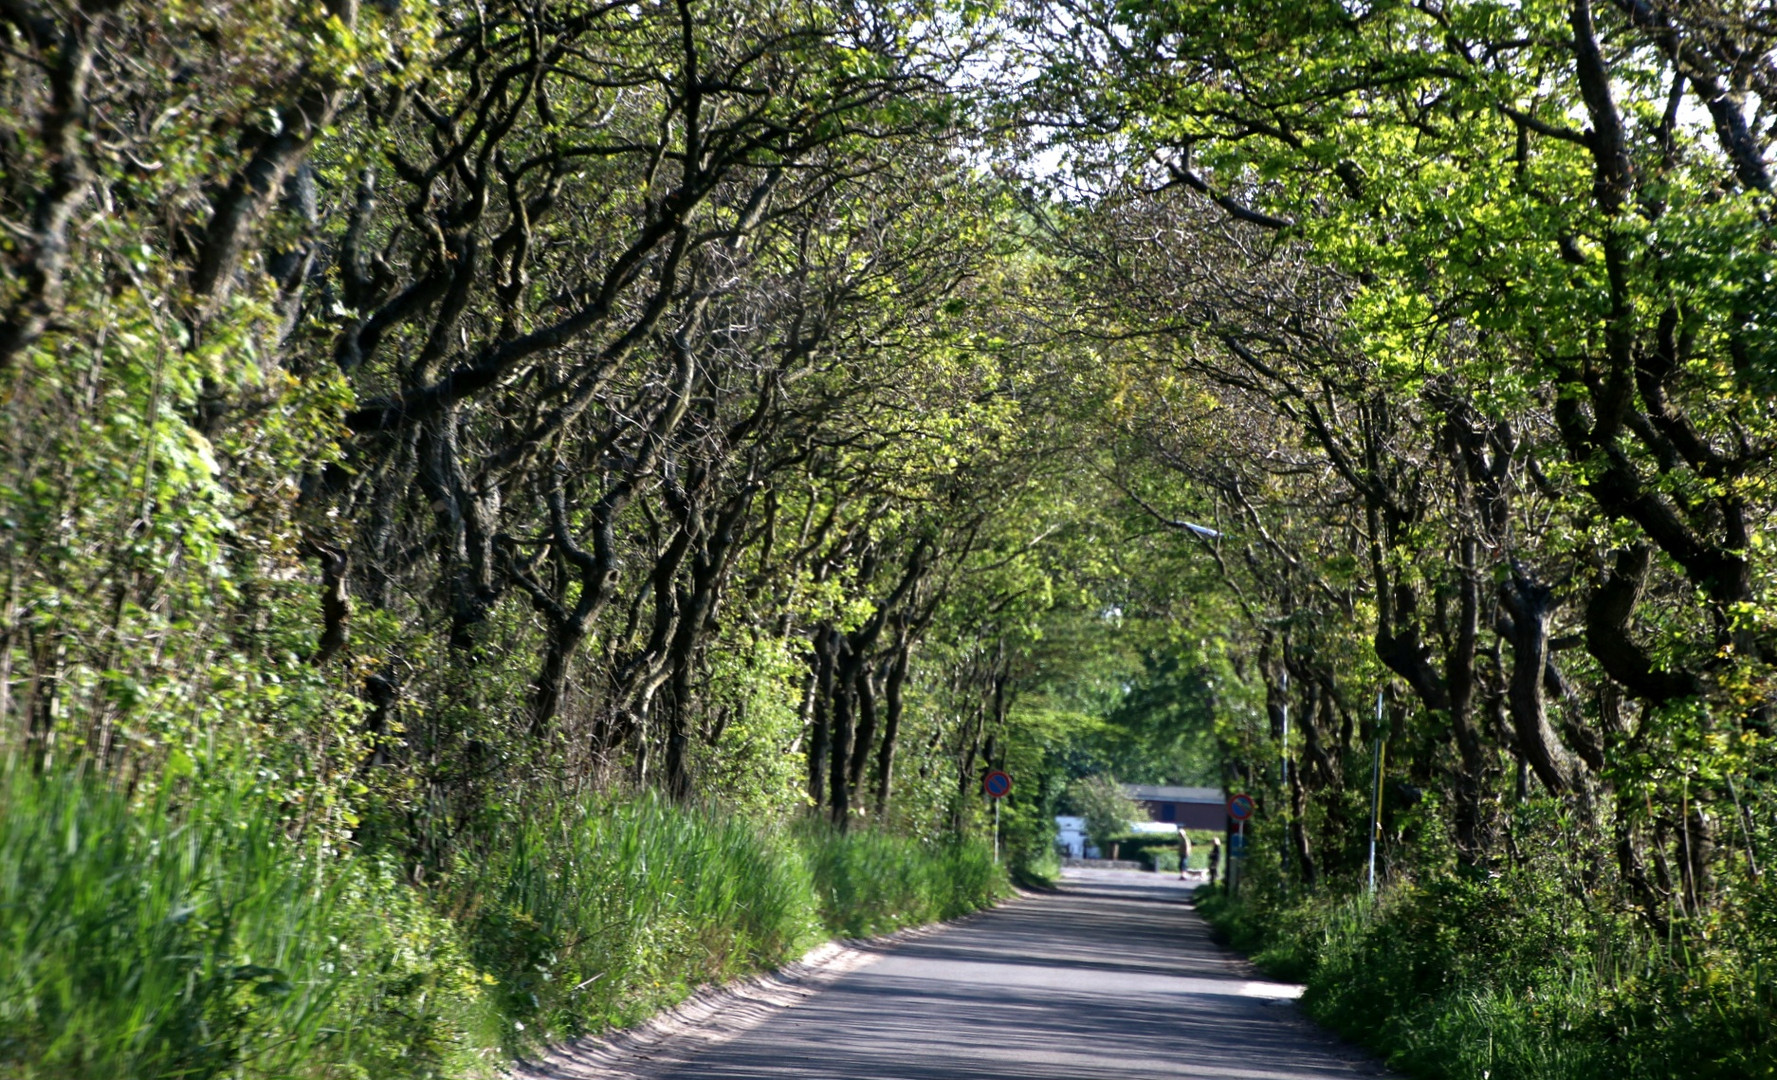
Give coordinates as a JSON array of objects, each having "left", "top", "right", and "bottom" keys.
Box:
[
  {"left": 1176, "top": 826, "right": 1193, "bottom": 880},
  {"left": 1206, "top": 837, "right": 1222, "bottom": 888}
]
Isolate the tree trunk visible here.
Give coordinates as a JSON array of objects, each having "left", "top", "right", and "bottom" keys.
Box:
[
  {"left": 1585, "top": 545, "right": 1702, "bottom": 703},
  {"left": 848, "top": 665, "right": 878, "bottom": 798},
  {"left": 662, "top": 508, "right": 744, "bottom": 801},
  {"left": 828, "top": 642, "right": 855, "bottom": 827},
  {"left": 531, "top": 622, "right": 585, "bottom": 739},
  {"left": 1501, "top": 571, "right": 1574, "bottom": 793},
  {"left": 874, "top": 642, "right": 909, "bottom": 816},
  {"left": 807, "top": 627, "right": 835, "bottom": 812},
  {"left": 1288, "top": 755, "right": 1316, "bottom": 886},
  {"left": 1448, "top": 534, "right": 1488, "bottom": 859}
]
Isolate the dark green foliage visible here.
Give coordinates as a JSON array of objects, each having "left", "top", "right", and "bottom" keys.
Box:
[
  {"left": 0, "top": 0, "right": 1029, "bottom": 1071},
  {"left": 1061, "top": 774, "right": 1142, "bottom": 850},
  {"left": 1009, "top": 0, "right": 1777, "bottom": 1069},
  {"left": 1092, "top": 653, "right": 1221, "bottom": 786},
  {"left": 1200, "top": 872, "right": 1777, "bottom": 1080}
]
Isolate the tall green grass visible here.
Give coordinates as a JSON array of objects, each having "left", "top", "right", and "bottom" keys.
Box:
[
  {"left": 797, "top": 820, "right": 1005, "bottom": 937},
  {"left": 1, "top": 766, "right": 1008, "bottom": 1077},
  {"left": 458, "top": 792, "right": 823, "bottom": 1047},
  {"left": 457, "top": 795, "right": 1010, "bottom": 1052},
  {"left": 0, "top": 766, "right": 339, "bottom": 1079},
  {"left": 0, "top": 765, "right": 496, "bottom": 1080}
]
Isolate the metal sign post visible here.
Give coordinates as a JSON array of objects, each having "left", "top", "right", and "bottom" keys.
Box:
[
  {"left": 1368, "top": 691, "right": 1386, "bottom": 898},
  {"left": 1280, "top": 671, "right": 1290, "bottom": 884},
  {"left": 1226, "top": 792, "right": 1254, "bottom": 896}
]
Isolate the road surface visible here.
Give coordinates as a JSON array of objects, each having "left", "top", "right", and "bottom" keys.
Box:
[{"left": 636, "top": 867, "right": 1393, "bottom": 1079}]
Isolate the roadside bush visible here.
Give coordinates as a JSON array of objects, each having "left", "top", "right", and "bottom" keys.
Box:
[
  {"left": 998, "top": 781, "right": 1064, "bottom": 883},
  {"left": 1109, "top": 829, "right": 1220, "bottom": 871},
  {"left": 1012, "top": 844, "right": 1061, "bottom": 888},
  {"left": 1063, "top": 776, "right": 1141, "bottom": 851},
  {"left": 1103, "top": 831, "right": 1173, "bottom": 865},
  {"left": 1199, "top": 869, "right": 1777, "bottom": 1080},
  {"left": 329, "top": 861, "right": 503, "bottom": 1079}
]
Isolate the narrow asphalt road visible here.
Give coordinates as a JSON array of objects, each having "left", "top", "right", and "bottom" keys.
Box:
[{"left": 647, "top": 868, "right": 1393, "bottom": 1079}]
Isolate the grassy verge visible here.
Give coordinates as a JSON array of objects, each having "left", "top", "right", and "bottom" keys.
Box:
[
  {"left": 0, "top": 764, "right": 498, "bottom": 1080},
  {"left": 1194, "top": 874, "right": 1777, "bottom": 1080},
  {"left": 796, "top": 818, "right": 1005, "bottom": 937},
  {"left": 0, "top": 766, "right": 1010, "bottom": 1079}
]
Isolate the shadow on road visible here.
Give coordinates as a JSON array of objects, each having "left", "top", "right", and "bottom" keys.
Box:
[{"left": 567, "top": 868, "right": 1392, "bottom": 1080}]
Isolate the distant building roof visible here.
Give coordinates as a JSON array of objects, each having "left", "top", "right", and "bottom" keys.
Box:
[{"left": 1123, "top": 784, "right": 1223, "bottom": 804}]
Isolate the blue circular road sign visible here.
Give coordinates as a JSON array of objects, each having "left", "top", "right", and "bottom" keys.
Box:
[
  {"left": 983, "top": 770, "right": 1013, "bottom": 799},
  {"left": 1227, "top": 792, "right": 1256, "bottom": 821}
]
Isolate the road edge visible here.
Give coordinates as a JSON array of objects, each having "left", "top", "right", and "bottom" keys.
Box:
[{"left": 511, "top": 890, "right": 1034, "bottom": 1080}]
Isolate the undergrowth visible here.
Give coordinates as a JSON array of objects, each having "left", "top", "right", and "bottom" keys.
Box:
[
  {"left": 0, "top": 765, "right": 1009, "bottom": 1078},
  {"left": 1196, "top": 868, "right": 1777, "bottom": 1080}
]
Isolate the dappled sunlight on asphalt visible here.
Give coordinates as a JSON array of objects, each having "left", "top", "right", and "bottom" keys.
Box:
[{"left": 611, "top": 867, "right": 1388, "bottom": 1080}]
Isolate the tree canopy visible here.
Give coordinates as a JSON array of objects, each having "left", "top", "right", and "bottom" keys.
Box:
[{"left": 5, "top": 0, "right": 1777, "bottom": 1071}]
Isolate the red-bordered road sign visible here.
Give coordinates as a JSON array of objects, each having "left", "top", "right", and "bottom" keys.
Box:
[
  {"left": 983, "top": 770, "right": 1013, "bottom": 799},
  {"left": 1227, "top": 792, "right": 1256, "bottom": 821}
]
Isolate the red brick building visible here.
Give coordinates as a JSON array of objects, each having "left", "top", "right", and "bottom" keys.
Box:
[{"left": 1123, "top": 784, "right": 1225, "bottom": 830}]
